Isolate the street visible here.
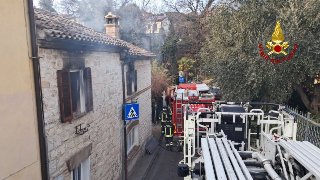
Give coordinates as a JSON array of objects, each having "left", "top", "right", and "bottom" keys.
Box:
[{"left": 144, "top": 136, "right": 184, "bottom": 180}]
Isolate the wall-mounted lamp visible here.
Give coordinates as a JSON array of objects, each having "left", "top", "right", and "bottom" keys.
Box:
[{"left": 75, "top": 123, "right": 90, "bottom": 135}]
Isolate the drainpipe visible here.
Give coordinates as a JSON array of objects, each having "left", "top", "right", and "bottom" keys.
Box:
[
  {"left": 121, "top": 53, "right": 129, "bottom": 180},
  {"left": 27, "top": 0, "right": 49, "bottom": 179}
]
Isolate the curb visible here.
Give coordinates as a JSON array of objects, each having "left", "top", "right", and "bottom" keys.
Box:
[{"left": 141, "top": 134, "right": 163, "bottom": 180}]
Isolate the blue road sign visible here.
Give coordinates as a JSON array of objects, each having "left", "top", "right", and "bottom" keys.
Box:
[
  {"left": 123, "top": 103, "right": 139, "bottom": 121},
  {"left": 179, "top": 77, "right": 185, "bottom": 83}
]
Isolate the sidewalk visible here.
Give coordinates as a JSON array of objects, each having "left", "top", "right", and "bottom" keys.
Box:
[{"left": 128, "top": 124, "right": 162, "bottom": 180}]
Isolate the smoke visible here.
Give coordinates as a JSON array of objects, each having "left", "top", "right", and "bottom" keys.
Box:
[
  {"left": 56, "top": 0, "right": 115, "bottom": 32},
  {"left": 54, "top": 0, "right": 168, "bottom": 58},
  {"left": 54, "top": 0, "right": 170, "bottom": 35},
  {"left": 118, "top": 4, "right": 144, "bottom": 34}
]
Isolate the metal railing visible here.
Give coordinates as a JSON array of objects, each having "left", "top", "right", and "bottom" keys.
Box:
[{"left": 283, "top": 106, "right": 320, "bottom": 148}]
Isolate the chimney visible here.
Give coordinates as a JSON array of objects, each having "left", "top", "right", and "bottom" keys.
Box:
[{"left": 104, "top": 12, "right": 120, "bottom": 39}]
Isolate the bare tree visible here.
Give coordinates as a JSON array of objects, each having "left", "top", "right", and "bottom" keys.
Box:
[
  {"left": 57, "top": 0, "right": 116, "bottom": 31},
  {"left": 162, "top": 0, "right": 217, "bottom": 80},
  {"left": 141, "top": 0, "right": 152, "bottom": 9},
  {"left": 163, "top": 0, "right": 216, "bottom": 15},
  {"left": 39, "top": 0, "right": 56, "bottom": 12}
]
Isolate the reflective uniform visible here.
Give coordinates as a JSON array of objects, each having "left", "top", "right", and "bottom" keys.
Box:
[
  {"left": 162, "top": 121, "right": 175, "bottom": 150},
  {"left": 168, "top": 106, "right": 173, "bottom": 121},
  {"left": 159, "top": 109, "right": 168, "bottom": 133}
]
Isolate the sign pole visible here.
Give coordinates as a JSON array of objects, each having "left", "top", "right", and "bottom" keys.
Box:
[{"left": 121, "top": 62, "right": 127, "bottom": 180}]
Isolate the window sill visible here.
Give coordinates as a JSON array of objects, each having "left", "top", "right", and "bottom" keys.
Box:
[
  {"left": 126, "top": 91, "right": 137, "bottom": 99},
  {"left": 73, "top": 112, "right": 89, "bottom": 121},
  {"left": 125, "top": 85, "right": 151, "bottom": 102},
  {"left": 127, "top": 145, "right": 140, "bottom": 163}
]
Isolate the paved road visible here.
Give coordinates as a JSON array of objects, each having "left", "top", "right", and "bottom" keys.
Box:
[{"left": 144, "top": 137, "right": 184, "bottom": 180}]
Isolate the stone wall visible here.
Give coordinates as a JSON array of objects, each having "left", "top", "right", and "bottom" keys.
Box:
[
  {"left": 39, "top": 49, "right": 125, "bottom": 180},
  {"left": 124, "top": 60, "right": 152, "bottom": 174},
  {"left": 40, "top": 48, "right": 152, "bottom": 180},
  {"left": 133, "top": 60, "right": 152, "bottom": 148},
  {"left": 105, "top": 24, "right": 120, "bottom": 39}
]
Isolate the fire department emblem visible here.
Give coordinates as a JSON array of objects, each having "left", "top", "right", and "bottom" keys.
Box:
[{"left": 266, "top": 21, "right": 289, "bottom": 55}]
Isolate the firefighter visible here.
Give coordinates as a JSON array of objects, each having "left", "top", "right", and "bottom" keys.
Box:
[
  {"left": 162, "top": 119, "right": 175, "bottom": 150},
  {"left": 159, "top": 107, "right": 168, "bottom": 133},
  {"left": 168, "top": 105, "right": 173, "bottom": 121}
]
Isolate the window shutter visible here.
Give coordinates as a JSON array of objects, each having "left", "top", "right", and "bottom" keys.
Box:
[
  {"left": 84, "top": 68, "right": 93, "bottom": 111},
  {"left": 126, "top": 71, "right": 132, "bottom": 95},
  {"left": 58, "top": 70, "right": 73, "bottom": 122},
  {"left": 134, "top": 70, "right": 137, "bottom": 92}
]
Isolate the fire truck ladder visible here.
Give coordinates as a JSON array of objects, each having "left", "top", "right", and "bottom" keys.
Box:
[
  {"left": 178, "top": 102, "right": 320, "bottom": 180},
  {"left": 176, "top": 93, "right": 184, "bottom": 131}
]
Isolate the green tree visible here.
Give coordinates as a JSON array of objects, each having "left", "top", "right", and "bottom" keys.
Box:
[
  {"left": 162, "top": 21, "right": 179, "bottom": 77},
  {"left": 39, "top": 0, "right": 56, "bottom": 12},
  {"left": 201, "top": 0, "right": 320, "bottom": 114},
  {"left": 177, "top": 57, "right": 195, "bottom": 82}
]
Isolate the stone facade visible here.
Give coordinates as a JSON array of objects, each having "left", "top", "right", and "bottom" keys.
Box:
[
  {"left": 105, "top": 24, "right": 120, "bottom": 39},
  {"left": 39, "top": 48, "right": 152, "bottom": 180},
  {"left": 124, "top": 59, "right": 152, "bottom": 175}
]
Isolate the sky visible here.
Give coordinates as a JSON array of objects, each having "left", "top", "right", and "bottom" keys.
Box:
[
  {"left": 34, "top": 0, "right": 66, "bottom": 8},
  {"left": 33, "top": 0, "right": 39, "bottom": 7},
  {"left": 33, "top": 0, "right": 166, "bottom": 14},
  {"left": 33, "top": 0, "right": 45, "bottom": 7}
]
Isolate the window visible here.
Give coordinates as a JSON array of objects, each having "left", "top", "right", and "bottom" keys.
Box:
[
  {"left": 58, "top": 68, "right": 93, "bottom": 123},
  {"left": 70, "top": 70, "right": 87, "bottom": 114},
  {"left": 71, "top": 157, "right": 90, "bottom": 180},
  {"left": 126, "top": 63, "right": 137, "bottom": 96},
  {"left": 127, "top": 126, "right": 138, "bottom": 154},
  {"left": 153, "top": 23, "right": 157, "bottom": 33}
]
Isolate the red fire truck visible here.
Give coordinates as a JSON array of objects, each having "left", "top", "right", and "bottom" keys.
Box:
[{"left": 168, "top": 83, "right": 215, "bottom": 136}]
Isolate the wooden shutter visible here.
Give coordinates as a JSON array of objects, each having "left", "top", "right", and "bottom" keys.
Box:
[
  {"left": 84, "top": 68, "right": 93, "bottom": 111},
  {"left": 58, "top": 70, "right": 73, "bottom": 122},
  {"left": 134, "top": 70, "right": 137, "bottom": 92}
]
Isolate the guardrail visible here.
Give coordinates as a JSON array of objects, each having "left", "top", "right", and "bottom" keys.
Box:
[{"left": 283, "top": 106, "right": 320, "bottom": 148}]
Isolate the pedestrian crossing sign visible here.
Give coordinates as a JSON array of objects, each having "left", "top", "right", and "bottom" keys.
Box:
[
  {"left": 179, "top": 77, "right": 185, "bottom": 83},
  {"left": 122, "top": 103, "right": 139, "bottom": 121}
]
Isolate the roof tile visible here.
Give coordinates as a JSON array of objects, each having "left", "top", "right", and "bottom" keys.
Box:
[{"left": 34, "top": 8, "right": 155, "bottom": 57}]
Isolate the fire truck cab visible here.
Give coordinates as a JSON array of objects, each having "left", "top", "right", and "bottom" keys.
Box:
[{"left": 169, "top": 83, "right": 215, "bottom": 136}]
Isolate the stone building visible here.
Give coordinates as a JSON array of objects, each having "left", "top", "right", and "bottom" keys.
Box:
[
  {"left": 34, "top": 8, "right": 154, "bottom": 180},
  {"left": 141, "top": 13, "right": 170, "bottom": 62},
  {"left": 144, "top": 14, "right": 170, "bottom": 35}
]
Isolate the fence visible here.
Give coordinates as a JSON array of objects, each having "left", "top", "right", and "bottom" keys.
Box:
[{"left": 283, "top": 106, "right": 320, "bottom": 148}]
